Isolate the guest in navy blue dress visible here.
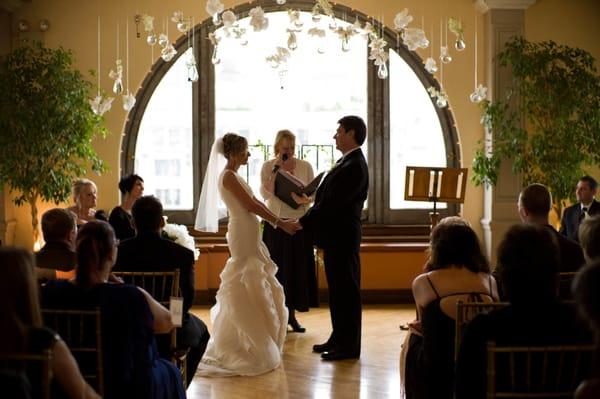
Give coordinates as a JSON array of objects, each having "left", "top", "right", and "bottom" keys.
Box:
[{"left": 41, "top": 221, "right": 185, "bottom": 399}]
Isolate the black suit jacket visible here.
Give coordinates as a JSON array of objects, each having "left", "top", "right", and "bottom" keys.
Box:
[
  {"left": 300, "top": 148, "right": 369, "bottom": 249},
  {"left": 546, "top": 225, "right": 585, "bottom": 272},
  {"left": 35, "top": 241, "right": 77, "bottom": 271},
  {"left": 113, "top": 231, "right": 195, "bottom": 314},
  {"left": 559, "top": 199, "right": 600, "bottom": 242}
]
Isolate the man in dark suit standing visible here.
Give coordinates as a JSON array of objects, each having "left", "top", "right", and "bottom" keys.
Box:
[
  {"left": 518, "top": 184, "right": 584, "bottom": 272},
  {"left": 298, "top": 115, "right": 369, "bottom": 361},
  {"left": 559, "top": 176, "right": 600, "bottom": 242},
  {"left": 114, "top": 195, "right": 209, "bottom": 386}
]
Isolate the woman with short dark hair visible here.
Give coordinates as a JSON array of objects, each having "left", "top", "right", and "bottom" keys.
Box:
[{"left": 109, "top": 174, "right": 144, "bottom": 240}]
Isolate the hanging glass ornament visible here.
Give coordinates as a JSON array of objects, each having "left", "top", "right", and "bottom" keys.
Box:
[
  {"left": 287, "top": 31, "right": 298, "bottom": 50},
  {"left": 161, "top": 44, "right": 177, "bottom": 62},
  {"left": 211, "top": 46, "right": 220, "bottom": 64},
  {"left": 454, "top": 38, "right": 466, "bottom": 51},
  {"left": 317, "top": 45, "right": 326, "bottom": 54},
  {"left": 329, "top": 17, "right": 337, "bottom": 31},
  {"left": 424, "top": 57, "right": 438, "bottom": 74},
  {"left": 177, "top": 20, "right": 189, "bottom": 32},
  {"left": 276, "top": 0, "right": 287, "bottom": 5},
  {"left": 158, "top": 33, "right": 169, "bottom": 48},
  {"left": 146, "top": 33, "right": 157, "bottom": 45},
  {"left": 109, "top": 59, "right": 123, "bottom": 95},
  {"left": 311, "top": 4, "right": 322, "bottom": 22},
  {"left": 342, "top": 36, "right": 350, "bottom": 52},
  {"left": 469, "top": 84, "right": 487, "bottom": 103},
  {"left": 448, "top": 18, "right": 466, "bottom": 52},
  {"left": 172, "top": 11, "right": 189, "bottom": 33},
  {"left": 436, "top": 96, "right": 447, "bottom": 108},
  {"left": 89, "top": 94, "right": 114, "bottom": 116},
  {"left": 122, "top": 92, "right": 136, "bottom": 111},
  {"left": 240, "top": 38, "right": 248, "bottom": 46},
  {"left": 377, "top": 62, "right": 388, "bottom": 79},
  {"left": 440, "top": 46, "right": 452, "bottom": 63},
  {"left": 186, "top": 53, "right": 199, "bottom": 82}
]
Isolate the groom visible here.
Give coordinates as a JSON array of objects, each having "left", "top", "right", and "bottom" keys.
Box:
[{"left": 298, "top": 115, "right": 369, "bottom": 361}]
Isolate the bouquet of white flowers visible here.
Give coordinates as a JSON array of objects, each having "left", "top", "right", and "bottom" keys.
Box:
[{"left": 161, "top": 220, "right": 200, "bottom": 260}]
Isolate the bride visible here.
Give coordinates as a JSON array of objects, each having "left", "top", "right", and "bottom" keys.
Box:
[{"left": 195, "top": 133, "right": 301, "bottom": 376}]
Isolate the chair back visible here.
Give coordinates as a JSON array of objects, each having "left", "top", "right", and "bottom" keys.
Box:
[
  {"left": 0, "top": 350, "right": 52, "bottom": 399},
  {"left": 558, "top": 272, "right": 578, "bottom": 300},
  {"left": 486, "top": 342, "right": 594, "bottom": 398},
  {"left": 42, "top": 309, "right": 103, "bottom": 396},
  {"left": 455, "top": 300, "right": 509, "bottom": 361}
]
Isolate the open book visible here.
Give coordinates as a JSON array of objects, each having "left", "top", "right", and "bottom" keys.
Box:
[{"left": 274, "top": 171, "right": 325, "bottom": 209}]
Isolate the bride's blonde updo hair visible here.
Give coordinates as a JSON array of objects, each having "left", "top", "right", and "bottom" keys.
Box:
[{"left": 221, "top": 133, "right": 248, "bottom": 159}]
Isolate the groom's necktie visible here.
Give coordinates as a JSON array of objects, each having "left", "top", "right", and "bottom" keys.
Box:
[{"left": 581, "top": 206, "right": 589, "bottom": 221}]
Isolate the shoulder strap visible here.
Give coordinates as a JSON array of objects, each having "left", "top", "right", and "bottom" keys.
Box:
[{"left": 425, "top": 274, "right": 440, "bottom": 299}]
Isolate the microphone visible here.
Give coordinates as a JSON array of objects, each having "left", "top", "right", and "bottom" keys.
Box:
[{"left": 272, "top": 153, "right": 289, "bottom": 173}]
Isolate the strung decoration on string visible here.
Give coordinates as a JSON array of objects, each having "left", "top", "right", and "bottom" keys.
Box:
[
  {"left": 393, "top": 8, "right": 413, "bottom": 31},
  {"left": 187, "top": 18, "right": 199, "bottom": 82},
  {"left": 265, "top": 46, "right": 290, "bottom": 68},
  {"left": 221, "top": 9, "right": 247, "bottom": 44},
  {"left": 287, "top": 29, "right": 298, "bottom": 50},
  {"left": 208, "top": 32, "right": 221, "bottom": 64},
  {"left": 335, "top": 25, "right": 356, "bottom": 52},
  {"left": 206, "top": 0, "right": 225, "bottom": 25},
  {"left": 109, "top": 21, "right": 123, "bottom": 95},
  {"left": 288, "top": 10, "right": 303, "bottom": 29},
  {"left": 440, "top": 18, "right": 452, "bottom": 64},
  {"left": 123, "top": 17, "right": 136, "bottom": 111},
  {"left": 90, "top": 15, "right": 113, "bottom": 116},
  {"left": 142, "top": 14, "right": 157, "bottom": 45},
  {"left": 369, "top": 37, "right": 389, "bottom": 79},
  {"left": 469, "top": 13, "right": 487, "bottom": 103},
  {"left": 402, "top": 28, "right": 429, "bottom": 51},
  {"left": 307, "top": 27, "right": 326, "bottom": 54},
  {"left": 424, "top": 21, "right": 437, "bottom": 74},
  {"left": 159, "top": 19, "right": 177, "bottom": 62},
  {"left": 276, "top": 0, "right": 287, "bottom": 5},
  {"left": 448, "top": 17, "right": 466, "bottom": 51},
  {"left": 171, "top": 11, "right": 189, "bottom": 33},
  {"left": 249, "top": 6, "right": 269, "bottom": 31}
]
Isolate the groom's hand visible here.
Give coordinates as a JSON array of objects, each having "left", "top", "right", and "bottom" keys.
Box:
[{"left": 279, "top": 218, "right": 303, "bottom": 235}]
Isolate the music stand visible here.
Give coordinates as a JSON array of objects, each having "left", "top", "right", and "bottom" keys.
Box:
[{"left": 404, "top": 166, "right": 468, "bottom": 228}]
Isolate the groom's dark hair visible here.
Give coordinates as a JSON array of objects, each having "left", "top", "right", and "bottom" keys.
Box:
[
  {"left": 338, "top": 115, "right": 366, "bottom": 145},
  {"left": 132, "top": 195, "right": 163, "bottom": 232}
]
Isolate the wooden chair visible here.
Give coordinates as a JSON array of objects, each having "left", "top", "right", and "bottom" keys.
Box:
[
  {"left": 42, "top": 309, "right": 103, "bottom": 396},
  {"left": 112, "top": 270, "right": 188, "bottom": 385},
  {"left": 486, "top": 342, "right": 594, "bottom": 398},
  {"left": 0, "top": 350, "right": 52, "bottom": 399},
  {"left": 455, "top": 300, "right": 509, "bottom": 361}
]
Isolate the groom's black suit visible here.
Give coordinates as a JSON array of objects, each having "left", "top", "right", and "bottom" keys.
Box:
[{"left": 300, "top": 148, "right": 368, "bottom": 356}]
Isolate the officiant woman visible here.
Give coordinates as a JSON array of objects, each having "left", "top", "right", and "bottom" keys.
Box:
[{"left": 260, "top": 129, "right": 319, "bottom": 332}]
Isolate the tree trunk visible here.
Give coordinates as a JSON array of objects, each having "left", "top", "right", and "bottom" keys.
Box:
[{"left": 28, "top": 193, "right": 39, "bottom": 248}]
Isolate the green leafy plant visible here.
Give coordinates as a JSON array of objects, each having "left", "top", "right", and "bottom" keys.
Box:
[
  {"left": 472, "top": 37, "right": 600, "bottom": 216},
  {"left": 0, "top": 42, "right": 108, "bottom": 243}
]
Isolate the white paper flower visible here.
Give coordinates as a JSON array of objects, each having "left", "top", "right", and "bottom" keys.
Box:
[
  {"left": 266, "top": 46, "right": 291, "bottom": 68},
  {"left": 427, "top": 86, "right": 439, "bottom": 98},
  {"left": 362, "top": 22, "right": 377, "bottom": 40},
  {"left": 89, "top": 94, "right": 114, "bottom": 116},
  {"left": 108, "top": 59, "right": 123, "bottom": 95},
  {"left": 402, "top": 28, "right": 429, "bottom": 51},
  {"left": 394, "top": 8, "right": 413, "bottom": 31},
  {"left": 368, "top": 37, "right": 388, "bottom": 65},
  {"left": 308, "top": 27, "right": 326, "bottom": 38},
  {"left": 249, "top": 6, "right": 269, "bottom": 32},
  {"left": 424, "top": 57, "right": 438, "bottom": 74},
  {"left": 142, "top": 14, "right": 154, "bottom": 32},
  {"left": 222, "top": 10, "right": 237, "bottom": 28},
  {"left": 122, "top": 92, "right": 136, "bottom": 111},
  {"left": 162, "top": 222, "right": 200, "bottom": 260},
  {"left": 205, "top": 0, "right": 225, "bottom": 18},
  {"left": 161, "top": 44, "right": 177, "bottom": 62}
]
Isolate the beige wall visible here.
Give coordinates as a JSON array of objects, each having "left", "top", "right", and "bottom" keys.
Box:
[{"left": 7, "top": 0, "right": 600, "bottom": 248}]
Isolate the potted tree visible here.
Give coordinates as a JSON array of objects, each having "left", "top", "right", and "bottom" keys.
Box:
[
  {"left": 472, "top": 37, "right": 600, "bottom": 216},
  {"left": 0, "top": 41, "right": 108, "bottom": 244}
]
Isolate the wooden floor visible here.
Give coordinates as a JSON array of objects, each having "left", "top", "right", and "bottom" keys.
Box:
[{"left": 187, "top": 304, "right": 415, "bottom": 399}]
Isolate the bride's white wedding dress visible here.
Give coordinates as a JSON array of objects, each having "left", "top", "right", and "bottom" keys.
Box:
[{"left": 197, "top": 170, "right": 288, "bottom": 377}]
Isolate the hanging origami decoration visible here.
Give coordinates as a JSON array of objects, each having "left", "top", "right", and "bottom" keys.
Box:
[
  {"left": 424, "top": 57, "right": 438, "bottom": 74},
  {"left": 109, "top": 59, "right": 123, "bottom": 94},
  {"left": 469, "top": 84, "right": 487, "bottom": 103},
  {"left": 401, "top": 28, "right": 429, "bottom": 51},
  {"left": 89, "top": 94, "right": 114, "bottom": 116},
  {"left": 249, "top": 6, "right": 269, "bottom": 32},
  {"left": 206, "top": 0, "right": 225, "bottom": 25},
  {"left": 394, "top": 8, "right": 413, "bottom": 31},
  {"left": 171, "top": 11, "right": 189, "bottom": 32},
  {"left": 142, "top": 14, "right": 157, "bottom": 45},
  {"left": 448, "top": 18, "right": 466, "bottom": 51}
]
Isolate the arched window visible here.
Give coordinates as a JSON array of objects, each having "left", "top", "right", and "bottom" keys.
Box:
[{"left": 123, "top": 2, "right": 460, "bottom": 233}]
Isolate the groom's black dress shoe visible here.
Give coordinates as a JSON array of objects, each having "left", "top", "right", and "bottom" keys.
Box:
[
  {"left": 312, "top": 342, "right": 334, "bottom": 353},
  {"left": 289, "top": 319, "right": 306, "bottom": 333},
  {"left": 320, "top": 350, "right": 360, "bottom": 361}
]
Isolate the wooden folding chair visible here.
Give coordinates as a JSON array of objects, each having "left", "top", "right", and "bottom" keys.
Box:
[
  {"left": 0, "top": 350, "right": 52, "bottom": 399},
  {"left": 455, "top": 300, "right": 509, "bottom": 361},
  {"left": 112, "top": 269, "right": 188, "bottom": 385},
  {"left": 42, "top": 309, "right": 103, "bottom": 396},
  {"left": 486, "top": 342, "right": 594, "bottom": 398}
]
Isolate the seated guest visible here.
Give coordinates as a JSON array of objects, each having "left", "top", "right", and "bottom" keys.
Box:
[
  {"left": 573, "top": 260, "right": 600, "bottom": 399},
  {"left": 109, "top": 174, "right": 144, "bottom": 241},
  {"left": 403, "top": 218, "right": 498, "bottom": 399},
  {"left": 578, "top": 215, "right": 600, "bottom": 262},
  {"left": 114, "top": 195, "right": 209, "bottom": 386},
  {"left": 66, "top": 178, "right": 106, "bottom": 227},
  {"left": 35, "top": 208, "right": 77, "bottom": 281},
  {"left": 455, "top": 224, "right": 592, "bottom": 399},
  {"left": 518, "top": 183, "right": 584, "bottom": 272},
  {"left": 0, "top": 247, "right": 99, "bottom": 399},
  {"left": 41, "top": 221, "right": 185, "bottom": 399}
]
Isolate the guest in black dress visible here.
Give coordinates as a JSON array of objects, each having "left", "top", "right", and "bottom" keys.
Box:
[
  {"left": 41, "top": 221, "right": 185, "bottom": 399},
  {"left": 259, "top": 130, "right": 318, "bottom": 333},
  {"left": 109, "top": 174, "right": 144, "bottom": 240},
  {"left": 455, "top": 224, "right": 592, "bottom": 399},
  {"left": 0, "top": 247, "right": 99, "bottom": 399},
  {"left": 403, "top": 217, "right": 498, "bottom": 399}
]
